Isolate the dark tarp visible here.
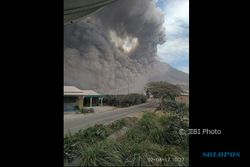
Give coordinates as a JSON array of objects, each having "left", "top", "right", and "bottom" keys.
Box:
[{"left": 64, "top": 0, "right": 118, "bottom": 25}]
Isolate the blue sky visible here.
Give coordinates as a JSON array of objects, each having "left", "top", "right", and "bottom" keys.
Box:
[{"left": 155, "top": 0, "right": 189, "bottom": 73}]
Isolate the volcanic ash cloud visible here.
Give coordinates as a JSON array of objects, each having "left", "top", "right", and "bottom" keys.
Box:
[{"left": 64, "top": 0, "right": 167, "bottom": 93}]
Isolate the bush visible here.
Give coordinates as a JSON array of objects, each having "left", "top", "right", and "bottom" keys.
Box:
[
  {"left": 163, "top": 115, "right": 189, "bottom": 146},
  {"left": 122, "top": 141, "right": 164, "bottom": 166},
  {"left": 64, "top": 133, "right": 81, "bottom": 162},
  {"left": 176, "top": 102, "right": 189, "bottom": 117},
  {"left": 148, "top": 126, "right": 164, "bottom": 144},
  {"left": 157, "top": 115, "right": 169, "bottom": 126},
  {"left": 64, "top": 122, "right": 125, "bottom": 163},
  {"left": 159, "top": 145, "right": 188, "bottom": 166},
  {"left": 163, "top": 99, "right": 179, "bottom": 112},
  {"left": 126, "top": 112, "right": 165, "bottom": 145},
  {"left": 124, "top": 128, "right": 147, "bottom": 143},
  {"left": 80, "top": 124, "right": 109, "bottom": 143},
  {"left": 103, "top": 94, "right": 147, "bottom": 107},
  {"left": 78, "top": 139, "right": 123, "bottom": 166},
  {"left": 109, "top": 119, "right": 127, "bottom": 132},
  {"left": 138, "top": 112, "right": 158, "bottom": 131},
  {"left": 162, "top": 99, "right": 189, "bottom": 117},
  {"left": 64, "top": 112, "right": 189, "bottom": 166}
]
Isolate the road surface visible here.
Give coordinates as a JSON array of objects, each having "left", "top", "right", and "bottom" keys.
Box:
[{"left": 64, "top": 101, "right": 157, "bottom": 135}]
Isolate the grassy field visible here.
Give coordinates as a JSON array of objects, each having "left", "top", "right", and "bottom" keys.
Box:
[{"left": 64, "top": 110, "right": 189, "bottom": 166}]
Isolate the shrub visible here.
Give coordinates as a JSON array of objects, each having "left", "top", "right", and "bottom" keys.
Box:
[
  {"left": 103, "top": 94, "right": 147, "bottom": 107},
  {"left": 159, "top": 145, "right": 188, "bottom": 166},
  {"left": 66, "top": 124, "right": 110, "bottom": 146},
  {"left": 176, "top": 102, "right": 189, "bottom": 117},
  {"left": 138, "top": 112, "right": 158, "bottom": 131},
  {"left": 64, "top": 125, "right": 111, "bottom": 162},
  {"left": 148, "top": 127, "right": 164, "bottom": 144},
  {"left": 162, "top": 99, "right": 189, "bottom": 117},
  {"left": 123, "top": 117, "right": 139, "bottom": 128},
  {"left": 162, "top": 115, "right": 189, "bottom": 146},
  {"left": 136, "top": 112, "right": 167, "bottom": 145},
  {"left": 157, "top": 115, "right": 169, "bottom": 126},
  {"left": 64, "top": 134, "right": 81, "bottom": 162},
  {"left": 124, "top": 128, "right": 147, "bottom": 143},
  {"left": 125, "top": 112, "right": 165, "bottom": 145},
  {"left": 123, "top": 141, "right": 164, "bottom": 166},
  {"left": 81, "top": 124, "right": 109, "bottom": 143},
  {"left": 163, "top": 99, "right": 178, "bottom": 112},
  {"left": 64, "top": 112, "right": 189, "bottom": 166},
  {"left": 109, "top": 119, "right": 127, "bottom": 132},
  {"left": 78, "top": 139, "right": 123, "bottom": 166}
]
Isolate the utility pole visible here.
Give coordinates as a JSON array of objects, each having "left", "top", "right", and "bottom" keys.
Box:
[{"left": 127, "top": 69, "right": 130, "bottom": 95}]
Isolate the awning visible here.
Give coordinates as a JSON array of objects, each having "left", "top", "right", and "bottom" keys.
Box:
[{"left": 64, "top": 0, "right": 118, "bottom": 25}]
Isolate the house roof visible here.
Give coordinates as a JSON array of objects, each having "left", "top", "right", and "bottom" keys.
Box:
[
  {"left": 64, "top": 86, "right": 101, "bottom": 96},
  {"left": 81, "top": 90, "right": 100, "bottom": 96},
  {"left": 64, "top": 86, "right": 83, "bottom": 93}
]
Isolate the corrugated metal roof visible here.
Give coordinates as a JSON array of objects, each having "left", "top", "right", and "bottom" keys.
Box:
[{"left": 64, "top": 86, "right": 101, "bottom": 96}]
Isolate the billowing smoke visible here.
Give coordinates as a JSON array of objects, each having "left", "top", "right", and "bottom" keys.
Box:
[{"left": 64, "top": 0, "right": 171, "bottom": 94}]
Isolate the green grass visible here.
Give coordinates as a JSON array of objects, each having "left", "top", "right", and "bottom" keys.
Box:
[
  {"left": 78, "top": 139, "right": 123, "bottom": 166},
  {"left": 64, "top": 111, "right": 189, "bottom": 166},
  {"left": 109, "top": 118, "right": 127, "bottom": 132}
]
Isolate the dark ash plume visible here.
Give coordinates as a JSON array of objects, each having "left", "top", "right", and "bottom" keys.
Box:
[{"left": 64, "top": 0, "right": 188, "bottom": 93}]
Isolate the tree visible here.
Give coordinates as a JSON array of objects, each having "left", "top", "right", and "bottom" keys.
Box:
[{"left": 145, "top": 81, "right": 183, "bottom": 111}]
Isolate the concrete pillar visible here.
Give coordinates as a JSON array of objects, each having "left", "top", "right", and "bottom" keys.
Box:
[
  {"left": 100, "top": 98, "right": 103, "bottom": 106},
  {"left": 90, "top": 97, "right": 92, "bottom": 107},
  {"left": 78, "top": 96, "right": 83, "bottom": 110},
  {"left": 82, "top": 96, "right": 84, "bottom": 107}
]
